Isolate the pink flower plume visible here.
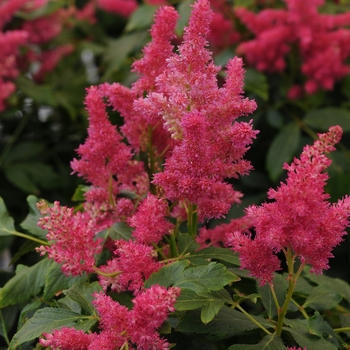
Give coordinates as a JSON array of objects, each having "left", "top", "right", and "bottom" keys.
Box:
[{"left": 228, "top": 126, "right": 350, "bottom": 285}]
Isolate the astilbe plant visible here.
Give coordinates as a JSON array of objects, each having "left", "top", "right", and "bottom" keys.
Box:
[
  {"left": 235, "top": 0, "right": 350, "bottom": 95},
  {"left": 2, "top": 0, "right": 350, "bottom": 349}
]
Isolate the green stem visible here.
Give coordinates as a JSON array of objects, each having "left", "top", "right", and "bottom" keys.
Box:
[
  {"left": 291, "top": 298, "right": 309, "bottom": 319},
  {"left": 186, "top": 202, "right": 198, "bottom": 238},
  {"left": 275, "top": 249, "right": 305, "bottom": 336},
  {"left": 4, "top": 228, "right": 48, "bottom": 246},
  {"left": 152, "top": 242, "right": 167, "bottom": 260},
  {"left": 168, "top": 231, "right": 179, "bottom": 258},
  {"left": 269, "top": 283, "right": 281, "bottom": 313},
  {"left": 333, "top": 327, "right": 350, "bottom": 333},
  {"left": 0, "top": 112, "right": 31, "bottom": 168},
  {"left": 92, "top": 266, "right": 122, "bottom": 277},
  {"left": 234, "top": 303, "right": 272, "bottom": 335}
]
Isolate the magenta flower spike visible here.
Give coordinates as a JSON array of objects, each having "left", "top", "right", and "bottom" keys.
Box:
[
  {"left": 144, "top": 0, "right": 258, "bottom": 220},
  {"left": 228, "top": 126, "right": 350, "bottom": 285}
]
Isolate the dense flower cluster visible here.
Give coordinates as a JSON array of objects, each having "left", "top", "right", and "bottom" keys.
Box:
[
  {"left": 40, "top": 285, "right": 181, "bottom": 350},
  {"left": 36, "top": 201, "right": 103, "bottom": 276},
  {"left": 143, "top": 0, "right": 257, "bottom": 220},
  {"left": 227, "top": 126, "right": 350, "bottom": 285},
  {"left": 235, "top": 0, "right": 350, "bottom": 94}
]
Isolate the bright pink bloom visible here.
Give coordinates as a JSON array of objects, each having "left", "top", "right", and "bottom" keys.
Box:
[
  {"left": 40, "top": 328, "right": 91, "bottom": 350},
  {"left": 36, "top": 201, "right": 103, "bottom": 276},
  {"left": 101, "top": 6, "right": 178, "bottom": 155},
  {"left": 235, "top": 0, "right": 350, "bottom": 94},
  {"left": 97, "top": 0, "right": 137, "bottom": 17},
  {"left": 98, "top": 240, "right": 161, "bottom": 293},
  {"left": 132, "top": 6, "right": 178, "bottom": 94},
  {"left": 141, "top": 0, "right": 257, "bottom": 220},
  {"left": 43, "top": 286, "right": 180, "bottom": 349},
  {"left": 71, "top": 85, "right": 147, "bottom": 224},
  {"left": 127, "top": 285, "right": 181, "bottom": 347},
  {"left": 228, "top": 126, "right": 350, "bottom": 285},
  {"left": 128, "top": 194, "right": 173, "bottom": 244},
  {"left": 93, "top": 286, "right": 180, "bottom": 349}
]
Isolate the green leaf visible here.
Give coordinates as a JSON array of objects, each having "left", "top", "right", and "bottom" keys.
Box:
[
  {"left": 266, "top": 122, "right": 300, "bottom": 181},
  {"left": 173, "top": 262, "right": 240, "bottom": 293},
  {"left": 308, "top": 311, "right": 339, "bottom": 347},
  {"left": 5, "top": 142, "right": 45, "bottom": 163},
  {"left": 304, "top": 108, "right": 350, "bottom": 132},
  {"left": 175, "top": 289, "right": 232, "bottom": 313},
  {"left": 3, "top": 162, "right": 60, "bottom": 194},
  {"left": 20, "top": 195, "right": 47, "bottom": 239},
  {"left": 103, "top": 32, "right": 148, "bottom": 79},
  {"left": 176, "top": 0, "right": 193, "bottom": 36},
  {"left": 244, "top": 68, "right": 269, "bottom": 101},
  {"left": 57, "top": 297, "right": 81, "bottom": 314},
  {"left": 144, "top": 260, "right": 190, "bottom": 288},
  {"left": 201, "top": 299, "right": 225, "bottom": 324},
  {"left": 176, "top": 306, "right": 273, "bottom": 337},
  {"left": 71, "top": 185, "right": 89, "bottom": 202},
  {"left": 18, "top": 301, "right": 42, "bottom": 330},
  {"left": 177, "top": 233, "right": 200, "bottom": 255},
  {"left": 0, "top": 197, "right": 15, "bottom": 237},
  {"left": 63, "top": 281, "right": 102, "bottom": 316},
  {"left": 303, "top": 266, "right": 350, "bottom": 303},
  {"left": 284, "top": 319, "right": 338, "bottom": 350},
  {"left": 125, "top": 5, "right": 158, "bottom": 32},
  {"left": 302, "top": 285, "right": 342, "bottom": 310},
  {"left": 16, "top": 76, "right": 57, "bottom": 106},
  {"left": 0, "top": 258, "right": 52, "bottom": 307},
  {"left": 9, "top": 308, "right": 96, "bottom": 349},
  {"left": 188, "top": 247, "right": 241, "bottom": 266},
  {"left": 43, "top": 262, "right": 83, "bottom": 300},
  {"left": 106, "top": 222, "right": 133, "bottom": 241},
  {"left": 229, "top": 334, "right": 286, "bottom": 349}
]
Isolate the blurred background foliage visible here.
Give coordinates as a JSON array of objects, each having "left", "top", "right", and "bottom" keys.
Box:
[{"left": 1, "top": 0, "right": 350, "bottom": 299}]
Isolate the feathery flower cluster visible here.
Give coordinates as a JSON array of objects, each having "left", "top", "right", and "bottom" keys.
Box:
[
  {"left": 227, "top": 126, "right": 350, "bottom": 285},
  {"left": 100, "top": 5, "right": 178, "bottom": 156},
  {"left": 128, "top": 194, "right": 174, "bottom": 245},
  {"left": 40, "top": 285, "right": 181, "bottom": 350},
  {"left": 71, "top": 85, "right": 147, "bottom": 227},
  {"left": 136, "top": 0, "right": 258, "bottom": 220},
  {"left": 36, "top": 201, "right": 103, "bottom": 276},
  {"left": 37, "top": 201, "right": 102, "bottom": 276},
  {"left": 235, "top": 0, "right": 350, "bottom": 94},
  {"left": 98, "top": 240, "right": 161, "bottom": 293}
]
